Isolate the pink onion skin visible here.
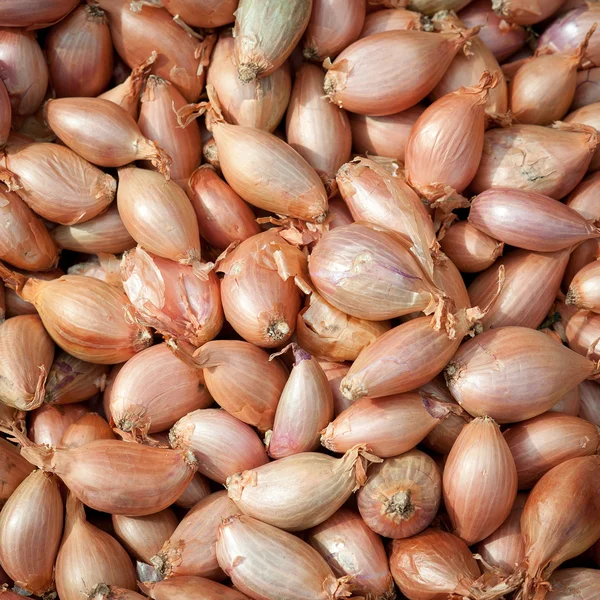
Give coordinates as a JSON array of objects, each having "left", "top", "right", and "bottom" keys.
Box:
[
  {"left": 566, "top": 171, "right": 600, "bottom": 223},
  {"left": 579, "top": 380, "right": 600, "bottom": 426},
  {"left": 549, "top": 385, "right": 581, "bottom": 416},
  {"left": 152, "top": 491, "right": 240, "bottom": 580},
  {"left": 469, "top": 188, "right": 600, "bottom": 252},
  {"left": 60, "top": 413, "right": 115, "bottom": 449},
  {"left": 573, "top": 67, "right": 600, "bottom": 110},
  {"left": 564, "top": 240, "right": 600, "bottom": 292},
  {"left": 169, "top": 409, "right": 268, "bottom": 484},
  {"left": 477, "top": 493, "right": 527, "bottom": 575},
  {"left": 408, "top": 0, "right": 473, "bottom": 15},
  {"left": 446, "top": 326, "right": 596, "bottom": 423},
  {"left": 357, "top": 450, "right": 441, "bottom": 539},
  {"left": 560, "top": 305, "right": 600, "bottom": 362},
  {"left": 29, "top": 404, "right": 91, "bottom": 447},
  {"left": 567, "top": 258, "right": 600, "bottom": 311},
  {"left": 545, "top": 569, "right": 600, "bottom": 600},
  {"left": 0, "top": 80, "right": 10, "bottom": 146},
  {"left": 434, "top": 256, "right": 471, "bottom": 311},
  {"left": 565, "top": 102, "right": 600, "bottom": 171},
  {"left": 174, "top": 472, "right": 211, "bottom": 510},
  {"left": 321, "top": 393, "right": 441, "bottom": 457},
  {"left": 302, "top": 0, "right": 366, "bottom": 62},
  {"left": 349, "top": 105, "right": 424, "bottom": 162},
  {"left": 306, "top": 507, "right": 395, "bottom": 599},
  {"left": 468, "top": 248, "right": 570, "bottom": 330},
  {"left": 162, "top": 0, "right": 237, "bottom": 27},
  {"left": 0, "top": 0, "right": 78, "bottom": 28},
  {"left": 324, "top": 28, "right": 480, "bottom": 116},
  {"left": 327, "top": 196, "right": 354, "bottom": 229},
  {"left": 504, "top": 413, "right": 600, "bottom": 489},
  {"left": 0, "top": 29, "right": 48, "bottom": 116},
  {"left": 187, "top": 166, "right": 259, "bottom": 250},
  {"left": 320, "top": 361, "right": 352, "bottom": 416},
  {"left": 360, "top": 8, "right": 430, "bottom": 38},
  {"left": 0, "top": 438, "right": 34, "bottom": 506},
  {"left": 471, "top": 124, "right": 598, "bottom": 199},
  {"left": 141, "top": 576, "right": 252, "bottom": 600},
  {"left": 495, "top": 0, "right": 563, "bottom": 25}
]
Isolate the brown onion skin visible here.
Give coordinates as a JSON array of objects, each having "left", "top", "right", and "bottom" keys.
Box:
[
  {"left": 0, "top": 470, "right": 63, "bottom": 596},
  {"left": 573, "top": 67, "right": 600, "bottom": 110},
  {"left": 496, "top": 0, "right": 563, "bottom": 25},
  {"left": 504, "top": 413, "right": 600, "bottom": 489},
  {"left": 567, "top": 258, "right": 600, "bottom": 311},
  {"left": 468, "top": 248, "right": 571, "bottom": 330},
  {"left": 141, "top": 576, "right": 252, "bottom": 600},
  {"left": 152, "top": 491, "right": 240, "bottom": 580},
  {"left": 434, "top": 255, "right": 471, "bottom": 311},
  {"left": 566, "top": 171, "right": 600, "bottom": 222},
  {"left": 0, "top": 438, "right": 34, "bottom": 506},
  {"left": 579, "top": 379, "right": 600, "bottom": 426},
  {"left": 565, "top": 102, "right": 600, "bottom": 171},
  {"left": 439, "top": 221, "right": 504, "bottom": 273},
  {"left": 558, "top": 301, "right": 600, "bottom": 362},
  {"left": 0, "top": 0, "right": 78, "bottom": 28},
  {"left": 162, "top": 0, "right": 237, "bottom": 27},
  {"left": 60, "top": 413, "right": 115, "bottom": 449},
  {"left": 446, "top": 326, "right": 596, "bottom": 423},
  {"left": 170, "top": 409, "right": 269, "bottom": 484},
  {"left": 28, "top": 404, "right": 90, "bottom": 447},
  {"left": 357, "top": 450, "right": 441, "bottom": 539},
  {"left": 46, "top": 5, "right": 113, "bottom": 98},
  {"left": 549, "top": 385, "right": 581, "bottom": 416},
  {"left": 471, "top": 124, "right": 597, "bottom": 198},
  {"left": 175, "top": 472, "right": 211, "bottom": 510},
  {"left": 469, "top": 188, "right": 600, "bottom": 252},
  {"left": 360, "top": 8, "right": 430, "bottom": 38},
  {"left": 306, "top": 507, "right": 395, "bottom": 599},
  {"left": 186, "top": 166, "right": 260, "bottom": 250},
  {"left": 0, "top": 81, "right": 10, "bottom": 147},
  {"left": 112, "top": 508, "right": 178, "bottom": 564},
  {"left": 0, "top": 29, "right": 48, "bottom": 116},
  {"left": 564, "top": 239, "right": 600, "bottom": 292},
  {"left": 88, "top": 585, "right": 148, "bottom": 600},
  {"left": 545, "top": 568, "right": 600, "bottom": 600}
]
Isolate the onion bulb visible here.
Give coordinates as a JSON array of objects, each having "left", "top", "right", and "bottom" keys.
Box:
[
  {"left": 0, "top": 438, "right": 33, "bottom": 506},
  {"left": 140, "top": 576, "right": 252, "bottom": 600},
  {"left": 549, "top": 385, "right": 581, "bottom": 416},
  {"left": 60, "top": 413, "right": 115, "bottom": 449},
  {"left": 495, "top": 0, "right": 564, "bottom": 26},
  {"left": 0, "top": 0, "right": 78, "bottom": 29},
  {"left": 162, "top": 0, "right": 237, "bottom": 28},
  {"left": 359, "top": 8, "right": 432, "bottom": 37},
  {"left": 573, "top": 67, "right": 600, "bottom": 110},
  {"left": 567, "top": 258, "right": 600, "bottom": 311},
  {"left": 28, "top": 403, "right": 91, "bottom": 447},
  {"left": 545, "top": 568, "right": 600, "bottom": 600},
  {"left": 579, "top": 379, "right": 600, "bottom": 426}
]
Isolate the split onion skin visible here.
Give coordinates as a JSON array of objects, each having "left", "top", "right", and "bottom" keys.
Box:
[{"left": 573, "top": 67, "right": 600, "bottom": 110}]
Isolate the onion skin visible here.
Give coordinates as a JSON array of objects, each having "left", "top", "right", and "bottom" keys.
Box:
[
  {"left": 567, "top": 258, "right": 600, "bottom": 311},
  {"left": 175, "top": 472, "right": 211, "bottom": 509},
  {"left": 504, "top": 413, "right": 600, "bottom": 490},
  {"left": 152, "top": 491, "right": 240, "bottom": 580},
  {"left": 324, "top": 28, "right": 480, "bottom": 116},
  {"left": 0, "top": 0, "right": 78, "bottom": 28},
  {"left": 226, "top": 447, "right": 379, "bottom": 531},
  {"left": 433, "top": 254, "right": 472, "bottom": 311},
  {"left": 88, "top": 585, "right": 148, "bottom": 600},
  {"left": 207, "top": 32, "right": 291, "bottom": 133},
  {"left": 360, "top": 8, "right": 431, "bottom": 37},
  {"left": 563, "top": 239, "right": 600, "bottom": 292},
  {"left": 170, "top": 409, "right": 268, "bottom": 484},
  {"left": 357, "top": 450, "right": 441, "bottom": 539},
  {"left": 409, "top": 0, "right": 472, "bottom": 14},
  {"left": 112, "top": 508, "right": 178, "bottom": 564},
  {"left": 109, "top": 343, "right": 212, "bottom": 435},
  {"left": 579, "top": 380, "right": 600, "bottom": 426},
  {"left": 565, "top": 102, "right": 600, "bottom": 171},
  {"left": 46, "top": 5, "right": 113, "bottom": 98},
  {"left": 28, "top": 404, "right": 90, "bottom": 447},
  {"left": 495, "top": 0, "right": 563, "bottom": 25},
  {"left": 0, "top": 187, "right": 58, "bottom": 271},
  {"left": 141, "top": 576, "right": 252, "bottom": 600},
  {"left": 0, "top": 470, "right": 63, "bottom": 596},
  {"left": 566, "top": 171, "right": 600, "bottom": 222},
  {"left": 573, "top": 67, "right": 600, "bottom": 110},
  {"left": 162, "top": 0, "right": 238, "bottom": 27},
  {"left": 439, "top": 221, "right": 504, "bottom": 273},
  {"left": 320, "top": 361, "right": 352, "bottom": 416},
  {"left": 545, "top": 568, "right": 600, "bottom": 600},
  {"left": 468, "top": 248, "right": 571, "bottom": 330},
  {"left": 556, "top": 300, "right": 600, "bottom": 362},
  {"left": 0, "top": 438, "right": 34, "bottom": 506},
  {"left": 216, "top": 514, "right": 353, "bottom": 600},
  {"left": 549, "top": 385, "right": 581, "bottom": 416},
  {"left": 187, "top": 166, "right": 259, "bottom": 250},
  {"left": 0, "top": 29, "right": 48, "bottom": 116},
  {"left": 519, "top": 456, "right": 600, "bottom": 597},
  {"left": 233, "top": 0, "right": 312, "bottom": 83},
  {"left": 306, "top": 507, "right": 394, "bottom": 599},
  {"left": 469, "top": 188, "right": 600, "bottom": 252},
  {"left": 471, "top": 124, "right": 598, "bottom": 198},
  {"left": 0, "top": 81, "right": 10, "bottom": 147},
  {"left": 446, "top": 326, "right": 596, "bottom": 423},
  {"left": 60, "top": 413, "right": 115, "bottom": 449}
]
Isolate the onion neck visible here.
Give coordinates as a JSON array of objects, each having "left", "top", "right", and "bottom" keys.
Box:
[{"left": 385, "top": 489, "right": 416, "bottom": 521}]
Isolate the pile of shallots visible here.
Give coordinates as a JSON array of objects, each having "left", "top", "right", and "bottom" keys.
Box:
[{"left": 2, "top": 0, "right": 600, "bottom": 599}]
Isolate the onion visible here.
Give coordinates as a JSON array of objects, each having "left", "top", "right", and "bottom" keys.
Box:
[
  {"left": 152, "top": 491, "right": 240, "bottom": 580},
  {"left": 56, "top": 494, "right": 136, "bottom": 600},
  {"left": 306, "top": 507, "right": 394, "bottom": 599},
  {"left": 0, "top": 438, "right": 33, "bottom": 506},
  {"left": 549, "top": 385, "right": 581, "bottom": 416},
  {"left": 68, "top": 258, "right": 122, "bottom": 289},
  {"left": 186, "top": 166, "right": 260, "bottom": 250},
  {"left": 89, "top": 586, "right": 147, "bottom": 600},
  {"left": 96, "top": 0, "right": 214, "bottom": 102},
  {"left": 207, "top": 32, "right": 291, "bottom": 133},
  {"left": 0, "top": 269, "right": 152, "bottom": 364},
  {"left": 545, "top": 568, "right": 600, "bottom": 600},
  {"left": 573, "top": 67, "right": 600, "bottom": 110},
  {"left": 0, "top": 0, "right": 78, "bottom": 28},
  {"left": 216, "top": 514, "right": 354, "bottom": 599},
  {"left": 0, "top": 186, "right": 58, "bottom": 271},
  {"left": 51, "top": 204, "right": 135, "bottom": 254},
  {"left": 29, "top": 404, "right": 90, "bottom": 448},
  {"left": 360, "top": 8, "right": 432, "bottom": 37},
  {"left": 0, "top": 29, "right": 48, "bottom": 116},
  {"left": 567, "top": 258, "right": 600, "bottom": 311},
  {"left": 439, "top": 220, "right": 504, "bottom": 273},
  {"left": 44, "top": 98, "right": 171, "bottom": 174},
  {"left": 174, "top": 472, "right": 211, "bottom": 509},
  {"left": 0, "top": 470, "right": 62, "bottom": 596},
  {"left": 60, "top": 413, "right": 115, "bottom": 449},
  {"left": 233, "top": 0, "right": 312, "bottom": 83},
  {"left": 556, "top": 302, "right": 600, "bottom": 362},
  {"left": 504, "top": 412, "right": 600, "bottom": 489},
  {"left": 356, "top": 450, "right": 441, "bottom": 539},
  {"left": 45, "top": 351, "right": 109, "bottom": 405},
  {"left": 327, "top": 195, "right": 354, "bottom": 229},
  {"left": 565, "top": 102, "right": 600, "bottom": 171},
  {"left": 468, "top": 248, "right": 571, "bottom": 330},
  {"left": 323, "top": 26, "right": 481, "bottom": 116},
  {"left": 162, "top": 0, "right": 237, "bottom": 27},
  {"left": 519, "top": 456, "right": 600, "bottom": 597},
  {"left": 469, "top": 188, "right": 600, "bottom": 252},
  {"left": 0, "top": 81, "right": 10, "bottom": 147},
  {"left": 445, "top": 326, "right": 596, "bottom": 423},
  {"left": 409, "top": 0, "right": 472, "bottom": 14},
  {"left": 218, "top": 230, "right": 304, "bottom": 347},
  {"left": 349, "top": 105, "right": 424, "bottom": 162},
  {"left": 226, "top": 446, "right": 380, "bottom": 531},
  {"left": 202, "top": 137, "right": 220, "bottom": 173},
  {"left": 112, "top": 509, "right": 178, "bottom": 564},
  {"left": 564, "top": 240, "right": 600, "bottom": 292},
  {"left": 320, "top": 361, "right": 352, "bottom": 416},
  {"left": 566, "top": 171, "right": 600, "bottom": 222},
  {"left": 579, "top": 380, "right": 600, "bottom": 426},
  {"left": 170, "top": 408, "right": 268, "bottom": 484},
  {"left": 46, "top": 5, "right": 113, "bottom": 98},
  {"left": 140, "top": 576, "right": 252, "bottom": 600},
  {"left": 471, "top": 123, "right": 598, "bottom": 198},
  {"left": 494, "top": 0, "right": 563, "bottom": 25}
]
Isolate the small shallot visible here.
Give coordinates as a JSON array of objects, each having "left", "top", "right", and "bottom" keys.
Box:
[
  {"left": 545, "top": 568, "right": 600, "bottom": 600},
  {"left": 360, "top": 8, "right": 431, "bottom": 37},
  {"left": 567, "top": 258, "right": 600, "bottom": 311},
  {"left": 573, "top": 67, "right": 600, "bottom": 110},
  {"left": 564, "top": 240, "right": 600, "bottom": 292},
  {"left": 549, "top": 385, "right": 581, "bottom": 416},
  {"left": 60, "top": 413, "right": 115, "bottom": 449},
  {"left": 28, "top": 403, "right": 91, "bottom": 447}
]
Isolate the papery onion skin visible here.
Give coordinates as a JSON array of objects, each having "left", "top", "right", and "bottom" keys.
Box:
[
  {"left": 360, "top": 8, "right": 431, "bottom": 38},
  {"left": 141, "top": 576, "right": 252, "bottom": 600},
  {"left": 579, "top": 380, "right": 600, "bottom": 426},
  {"left": 46, "top": 5, "right": 113, "bottom": 98},
  {"left": 567, "top": 258, "right": 600, "bottom": 311},
  {"left": 409, "top": 0, "right": 472, "bottom": 15},
  {"left": 563, "top": 239, "right": 600, "bottom": 292},
  {"left": 565, "top": 102, "right": 600, "bottom": 171},
  {"left": 0, "top": 29, "right": 48, "bottom": 116},
  {"left": 357, "top": 450, "right": 441, "bottom": 539},
  {"left": 495, "top": 0, "right": 563, "bottom": 25},
  {"left": 556, "top": 300, "right": 600, "bottom": 362},
  {"left": 549, "top": 385, "right": 581, "bottom": 416},
  {"left": 469, "top": 188, "right": 600, "bottom": 252},
  {"left": 216, "top": 514, "right": 353, "bottom": 600},
  {"left": 0, "top": 81, "right": 10, "bottom": 147},
  {"left": 0, "top": 470, "right": 63, "bottom": 596},
  {"left": 233, "top": 0, "right": 312, "bottom": 83},
  {"left": 226, "top": 447, "right": 379, "bottom": 531},
  {"left": 60, "top": 413, "right": 115, "bottom": 449},
  {"left": 573, "top": 67, "right": 600, "bottom": 110},
  {"left": 504, "top": 413, "right": 600, "bottom": 489},
  {"left": 28, "top": 404, "right": 90, "bottom": 447},
  {"left": 545, "top": 568, "right": 600, "bottom": 600},
  {"left": 88, "top": 585, "right": 148, "bottom": 600},
  {"left": 187, "top": 166, "right": 259, "bottom": 250},
  {"left": 0, "top": 438, "right": 34, "bottom": 506},
  {"left": 0, "top": 0, "right": 78, "bottom": 28},
  {"left": 306, "top": 507, "right": 395, "bottom": 599},
  {"left": 320, "top": 361, "right": 352, "bottom": 416},
  {"left": 152, "top": 491, "right": 240, "bottom": 580},
  {"left": 170, "top": 409, "right": 268, "bottom": 484},
  {"left": 446, "top": 326, "right": 596, "bottom": 423},
  {"left": 434, "top": 255, "right": 471, "bottom": 311},
  {"left": 175, "top": 472, "right": 211, "bottom": 510},
  {"left": 68, "top": 259, "right": 122, "bottom": 289},
  {"left": 162, "top": 0, "right": 238, "bottom": 27}
]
